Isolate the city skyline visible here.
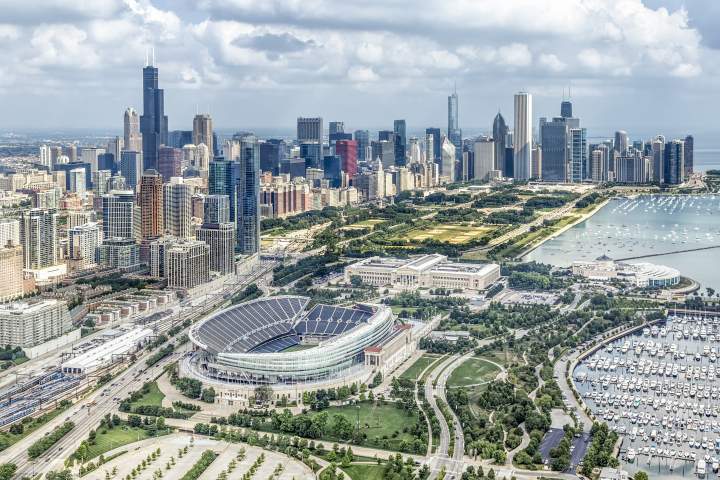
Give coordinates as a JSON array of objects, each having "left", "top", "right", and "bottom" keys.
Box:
[{"left": 0, "top": 1, "right": 716, "bottom": 137}]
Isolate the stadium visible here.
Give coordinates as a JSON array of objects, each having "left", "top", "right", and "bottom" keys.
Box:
[{"left": 184, "top": 296, "right": 417, "bottom": 405}]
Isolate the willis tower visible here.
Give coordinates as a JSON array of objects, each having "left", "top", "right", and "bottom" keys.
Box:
[{"left": 140, "top": 52, "right": 168, "bottom": 171}]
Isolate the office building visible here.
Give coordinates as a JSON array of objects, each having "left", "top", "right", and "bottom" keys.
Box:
[
  {"left": 300, "top": 142, "right": 322, "bottom": 169},
  {"left": 68, "top": 222, "right": 101, "bottom": 271},
  {"left": 124, "top": 107, "right": 143, "bottom": 152},
  {"left": 197, "top": 223, "right": 235, "bottom": 275},
  {"left": 119, "top": 151, "right": 143, "bottom": 189},
  {"left": 0, "top": 243, "right": 24, "bottom": 302},
  {"left": 297, "top": 117, "right": 323, "bottom": 143},
  {"left": 440, "top": 136, "right": 456, "bottom": 183},
  {"left": 54, "top": 162, "right": 92, "bottom": 191},
  {"left": 106, "top": 137, "right": 123, "bottom": 168},
  {"left": 493, "top": 112, "right": 508, "bottom": 175},
  {"left": 425, "top": 128, "right": 441, "bottom": 163},
  {"left": 0, "top": 298, "right": 71, "bottom": 348},
  {"left": 323, "top": 155, "right": 342, "bottom": 187},
  {"left": 473, "top": 138, "right": 495, "bottom": 181},
  {"left": 259, "top": 140, "right": 285, "bottom": 175},
  {"left": 158, "top": 146, "right": 182, "bottom": 181},
  {"left": 20, "top": 209, "right": 58, "bottom": 270},
  {"left": 138, "top": 170, "right": 163, "bottom": 240},
  {"left": 209, "top": 159, "right": 240, "bottom": 224},
  {"left": 163, "top": 177, "right": 193, "bottom": 238},
  {"left": 102, "top": 190, "right": 135, "bottom": 240},
  {"left": 328, "top": 122, "right": 345, "bottom": 141},
  {"left": 591, "top": 149, "right": 606, "bottom": 183},
  {"left": 393, "top": 120, "right": 407, "bottom": 166},
  {"left": 68, "top": 168, "right": 86, "bottom": 194},
  {"left": 168, "top": 130, "right": 192, "bottom": 149},
  {"left": 140, "top": 60, "right": 168, "bottom": 171},
  {"left": 193, "top": 113, "right": 213, "bottom": 155},
  {"left": 539, "top": 117, "right": 568, "bottom": 181},
  {"left": 354, "top": 130, "right": 370, "bottom": 161},
  {"left": 614, "top": 130, "right": 629, "bottom": 155},
  {"left": 561, "top": 100, "right": 573, "bottom": 118},
  {"left": 651, "top": 136, "right": 665, "bottom": 183},
  {"left": 513, "top": 92, "right": 532, "bottom": 180},
  {"left": 237, "top": 136, "right": 260, "bottom": 254},
  {"left": 448, "top": 90, "right": 462, "bottom": 161},
  {"left": 81, "top": 147, "right": 105, "bottom": 174},
  {"left": 532, "top": 145, "right": 542, "bottom": 179},
  {"left": 335, "top": 139, "right": 358, "bottom": 177}
]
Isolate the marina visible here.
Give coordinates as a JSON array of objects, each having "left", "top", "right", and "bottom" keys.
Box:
[
  {"left": 573, "top": 314, "right": 720, "bottom": 478},
  {"left": 525, "top": 194, "right": 720, "bottom": 289}
]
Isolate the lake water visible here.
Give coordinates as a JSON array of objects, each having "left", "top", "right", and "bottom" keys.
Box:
[{"left": 525, "top": 195, "right": 720, "bottom": 290}]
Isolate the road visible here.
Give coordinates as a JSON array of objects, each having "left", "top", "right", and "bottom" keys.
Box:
[
  {"left": 553, "top": 350, "right": 593, "bottom": 433},
  {"left": 425, "top": 353, "right": 471, "bottom": 479},
  {"left": 4, "top": 261, "right": 275, "bottom": 478}
]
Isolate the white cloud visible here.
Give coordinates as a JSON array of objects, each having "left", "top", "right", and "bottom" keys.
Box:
[
  {"left": 538, "top": 53, "right": 566, "bottom": 72},
  {"left": 497, "top": 43, "right": 532, "bottom": 67},
  {"left": 348, "top": 65, "right": 379, "bottom": 83}
]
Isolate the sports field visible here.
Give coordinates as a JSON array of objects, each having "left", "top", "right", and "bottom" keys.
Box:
[
  {"left": 446, "top": 357, "right": 501, "bottom": 388},
  {"left": 395, "top": 223, "right": 493, "bottom": 244}
]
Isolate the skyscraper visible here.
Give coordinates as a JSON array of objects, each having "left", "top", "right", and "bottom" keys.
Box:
[
  {"left": 193, "top": 114, "right": 213, "bottom": 155},
  {"left": 569, "top": 128, "right": 587, "bottom": 183},
  {"left": 560, "top": 100, "right": 573, "bottom": 119},
  {"left": 493, "top": 112, "right": 508, "bottom": 176},
  {"left": 138, "top": 170, "right": 163, "bottom": 240},
  {"left": 651, "top": 137, "right": 665, "bottom": 183},
  {"left": 540, "top": 117, "right": 568, "bottom": 182},
  {"left": 163, "top": 177, "right": 193, "bottom": 238},
  {"left": 664, "top": 139, "right": 685, "bottom": 185},
  {"left": 440, "top": 136, "right": 456, "bottom": 183},
  {"left": 335, "top": 140, "right": 358, "bottom": 177},
  {"left": 68, "top": 222, "right": 101, "bottom": 271},
  {"left": 354, "top": 130, "right": 370, "bottom": 161},
  {"left": 20, "top": 209, "right": 58, "bottom": 270},
  {"left": 140, "top": 59, "right": 168, "bottom": 171},
  {"left": 614, "top": 131, "right": 629, "bottom": 156},
  {"left": 328, "top": 121, "right": 344, "bottom": 137},
  {"left": 473, "top": 138, "right": 495, "bottom": 181},
  {"left": 684, "top": 135, "right": 694, "bottom": 177},
  {"left": 237, "top": 136, "right": 260, "bottom": 254},
  {"left": 393, "top": 120, "right": 407, "bottom": 166},
  {"left": 158, "top": 146, "right": 182, "bottom": 181},
  {"left": 204, "top": 194, "right": 230, "bottom": 224},
  {"left": 124, "top": 107, "right": 142, "bottom": 152},
  {"left": 297, "top": 117, "right": 323, "bottom": 143},
  {"left": 448, "top": 89, "right": 462, "bottom": 161},
  {"left": 513, "top": 92, "right": 532, "bottom": 180},
  {"left": 119, "top": 151, "right": 144, "bottom": 189},
  {"left": 425, "top": 128, "right": 441, "bottom": 163},
  {"left": 0, "top": 243, "right": 23, "bottom": 302}
]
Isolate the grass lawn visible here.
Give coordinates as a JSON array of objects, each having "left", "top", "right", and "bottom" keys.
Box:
[
  {"left": 343, "top": 219, "right": 386, "bottom": 231},
  {"left": 447, "top": 357, "right": 501, "bottom": 388},
  {"left": 477, "top": 349, "right": 523, "bottom": 368},
  {"left": 343, "top": 464, "right": 385, "bottom": 480},
  {"left": 129, "top": 381, "right": 164, "bottom": 408},
  {"left": 282, "top": 344, "right": 317, "bottom": 353},
  {"left": 393, "top": 223, "right": 493, "bottom": 245},
  {"left": 400, "top": 355, "right": 441, "bottom": 381},
  {"left": 84, "top": 425, "right": 154, "bottom": 460},
  {"left": 308, "top": 401, "right": 419, "bottom": 452}
]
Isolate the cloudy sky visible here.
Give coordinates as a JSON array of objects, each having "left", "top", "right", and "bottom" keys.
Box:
[{"left": 1, "top": 0, "right": 718, "bottom": 141}]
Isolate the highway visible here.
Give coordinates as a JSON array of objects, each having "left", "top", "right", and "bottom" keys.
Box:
[{"left": 3, "top": 260, "right": 275, "bottom": 478}]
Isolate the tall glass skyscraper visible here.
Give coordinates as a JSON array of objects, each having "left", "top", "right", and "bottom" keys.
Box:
[
  {"left": 237, "top": 137, "right": 260, "bottom": 254},
  {"left": 393, "top": 120, "right": 407, "bottom": 166},
  {"left": 140, "top": 61, "right": 168, "bottom": 171},
  {"left": 513, "top": 92, "right": 532, "bottom": 180},
  {"left": 448, "top": 90, "right": 462, "bottom": 161},
  {"left": 493, "top": 113, "right": 508, "bottom": 176}
]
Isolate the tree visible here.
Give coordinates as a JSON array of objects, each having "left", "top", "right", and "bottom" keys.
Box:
[
  {"left": 254, "top": 385, "right": 274, "bottom": 405},
  {"left": 330, "top": 414, "right": 354, "bottom": 440},
  {"left": 350, "top": 275, "right": 363, "bottom": 287},
  {"left": 634, "top": 472, "right": 649, "bottom": 480},
  {"left": 45, "top": 470, "right": 73, "bottom": 480},
  {"left": 0, "top": 464, "right": 16, "bottom": 480}
]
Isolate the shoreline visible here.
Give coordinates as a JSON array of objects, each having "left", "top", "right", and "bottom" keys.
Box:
[{"left": 519, "top": 197, "right": 611, "bottom": 260}]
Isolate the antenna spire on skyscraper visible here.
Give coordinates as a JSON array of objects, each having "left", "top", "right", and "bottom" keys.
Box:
[{"left": 151, "top": 47, "right": 155, "bottom": 67}]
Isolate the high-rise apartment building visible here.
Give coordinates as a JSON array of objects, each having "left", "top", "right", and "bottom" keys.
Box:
[
  {"left": 140, "top": 61, "right": 168, "bottom": 171},
  {"left": 196, "top": 223, "right": 235, "bottom": 275},
  {"left": 513, "top": 92, "right": 532, "bottom": 180},
  {"left": 0, "top": 299, "right": 71, "bottom": 348},
  {"left": 664, "top": 139, "right": 685, "bottom": 185},
  {"left": 102, "top": 190, "right": 135, "bottom": 240},
  {"left": 440, "top": 136, "right": 456, "bottom": 183},
  {"left": 614, "top": 130, "right": 629, "bottom": 156},
  {"left": 68, "top": 222, "right": 101, "bottom": 271},
  {"left": 237, "top": 136, "right": 260, "bottom": 254},
  {"left": 0, "top": 243, "right": 23, "bottom": 302},
  {"left": 569, "top": 128, "right": 587, "bottom": 183},
  {"left": 193, "top": 113, "right": 213, "bottom": 155},
  {"left": 0, "top": 218, "right": 20, "bottom": 247},
  {"left": 684, "top": 135, "right": 694, "bottom": 177},
  {"left": 124, "top": 107, "right": 143, "bottom": 152},
  {"left": 425, "top": 128, "right": 441, "bottom": 163},
  {"left": 204, "top": 194, "right": 230, "bottom": 224},
  {"left": 20, "top": 209, "right": 58, "bottom": 270},
  {"left": 163, "top": 177, "right": 193, "bottom": 238},
  {"left": 165, "top": 239, "right": 210, "bottom": 289},
  {"left": 138, "top": 170, "right": 163, "bottom": 240}
]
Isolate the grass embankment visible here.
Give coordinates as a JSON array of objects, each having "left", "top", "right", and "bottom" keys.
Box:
[
  {"left": 342, "top": 464, "right": 385, "bottom": 480},
  {"left": 127, "top": 381, "right": 164, "bottom": 408},
  {"left": 399, "top": 355, "right": 441, "bottom": 381},
  {"left": 446, "top": 357, "right": 501, "bottom": 388}
]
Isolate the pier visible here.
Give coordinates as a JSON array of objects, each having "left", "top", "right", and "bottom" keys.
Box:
[{"left": 616, "top": 244, "right": 720, "bottom": 262}]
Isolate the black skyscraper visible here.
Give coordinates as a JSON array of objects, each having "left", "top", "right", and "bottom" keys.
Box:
[
  {"left": 140, "top": 62, "right": 168, "bottom": 171},
  {"left": 492, "top": 113, "right": 508, "bottom": 176}
]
